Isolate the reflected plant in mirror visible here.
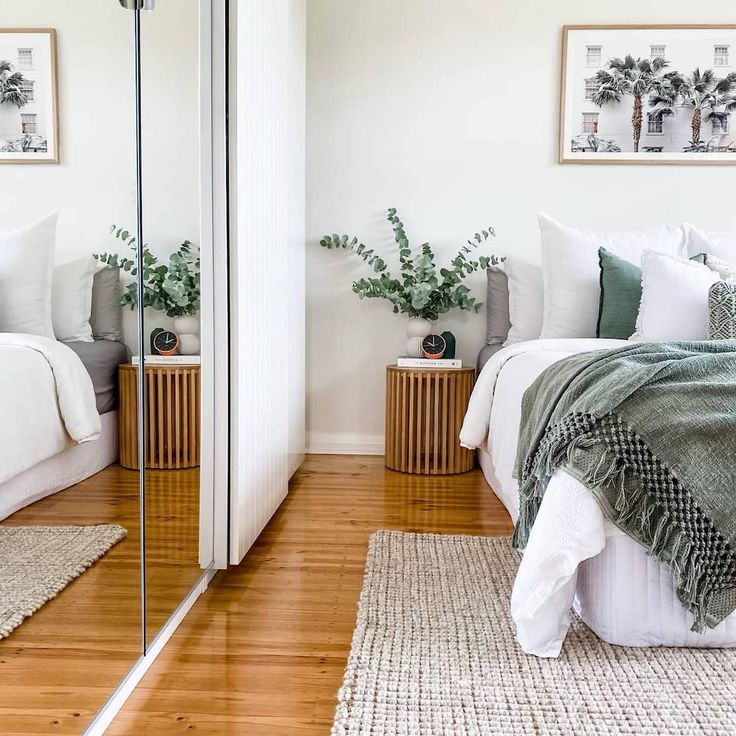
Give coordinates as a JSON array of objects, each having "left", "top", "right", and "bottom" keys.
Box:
[{"left": 95, "top": 225, "right": 200, "bottom": 317}]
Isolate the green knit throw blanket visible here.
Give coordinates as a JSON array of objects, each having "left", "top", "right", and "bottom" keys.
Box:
[{"left": 512, "top": 341, "right": 736, "bottom": 631}]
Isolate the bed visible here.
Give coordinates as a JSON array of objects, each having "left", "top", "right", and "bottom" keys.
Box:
[
  {"left": 461, "top": 338, "right": 736, "bottom": 656},
  {"left": 0, "top": 335, "right": 126, "bottom": 521}
]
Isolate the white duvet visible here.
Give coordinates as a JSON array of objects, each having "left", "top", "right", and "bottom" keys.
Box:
[
  {"left": 0, "top": 333, "right": 101, "bottom": 486},
  {"left": 460, "top": 338, "right": 736, "bottom": 657}
]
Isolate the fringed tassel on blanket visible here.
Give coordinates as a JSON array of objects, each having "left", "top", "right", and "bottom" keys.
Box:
[{"left": 513, "top": 411, "right": 731, "bottom": 633}]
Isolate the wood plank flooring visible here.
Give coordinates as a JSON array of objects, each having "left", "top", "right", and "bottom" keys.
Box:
[
  {"left": 109, "top": 454, "right": 512, "bottom": 735},
  {"left": 0, "top": 464, "right": 201, "bottom": 736}
]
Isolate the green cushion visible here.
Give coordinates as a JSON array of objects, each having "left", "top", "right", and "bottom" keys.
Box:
[{"left": 597, "top": 249, "right": 706, "bottom": 339}]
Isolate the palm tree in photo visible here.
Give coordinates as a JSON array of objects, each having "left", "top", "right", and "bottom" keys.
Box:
[
  {"left": 592, "top": 55, "right": 669, "bottom": 153},
  {"left": 0, "top": 60, "right": 29, "bottom": 108},
  {"left": 649, "top": 68, "right": 736, "bottom": 148},
  {"left": 0, "top": 60, "right": 31, "bottom": 147}
]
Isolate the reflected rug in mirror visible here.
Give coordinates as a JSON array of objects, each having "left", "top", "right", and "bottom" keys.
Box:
[
  {"left": 333, "top": 531, "right": 736, "bottom": 735},
  {"left": 0, "top": 525, "right": 127, "bottom": 638}
]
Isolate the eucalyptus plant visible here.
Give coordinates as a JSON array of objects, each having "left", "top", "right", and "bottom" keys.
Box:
[
  {"left": 95, "top": 226, "right": 200, "bottom": 317},
  {"left": 320, "top": 208, "right": 501, "bottom": 321}
]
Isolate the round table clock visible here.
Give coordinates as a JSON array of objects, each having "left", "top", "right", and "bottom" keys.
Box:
[
  {"left": 152, "top": 329, "right": 179, "bottom": 356},
  {"left": 421, "top": 333, "right": 446, "bottom": 359}
]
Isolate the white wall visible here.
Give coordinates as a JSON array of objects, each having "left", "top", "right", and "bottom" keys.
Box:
[
  {"left": 229, "top": 0, "right": 306, "bottom": 564},
  {"left": 306, "top": 0, "right": 736, "bottom": 453},
  {"left": 0, "top": 0, "right": 199, "bottom": 350}
]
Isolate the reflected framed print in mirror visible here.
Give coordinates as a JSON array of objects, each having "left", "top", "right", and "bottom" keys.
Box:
[{"left": 0, "top": 28, "right": 59, "bottom": 163}]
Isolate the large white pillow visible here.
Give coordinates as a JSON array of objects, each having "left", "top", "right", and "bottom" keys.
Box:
[
  {"left": 632, "top": 251, "right": 719, "bottom": 341},
  {"left": 0, "top": 213, "right": 58, "bottom": 338},
  {"left": 538, "top": 214, "right": 684, "bottom": 339},
  {"left": 52, "top": 256, "right": 97, "bottom": 342},
  {"left": 504, "top": 257, "right": 543, "bottom": 345},
  {"left": 685, "top": 224, "right": 736, "bottom": 262}
]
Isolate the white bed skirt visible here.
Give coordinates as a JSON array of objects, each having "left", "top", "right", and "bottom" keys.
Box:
[
  {"left": 478, "top": 446, "right": 736, "bottom": 648},
  {"left": 0, "top": 410, "right": 118, "bottom": 521}
]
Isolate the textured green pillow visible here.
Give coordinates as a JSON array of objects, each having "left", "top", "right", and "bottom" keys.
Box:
[{"left": 597, "top": 249, "right": 706, "bottom": 339}]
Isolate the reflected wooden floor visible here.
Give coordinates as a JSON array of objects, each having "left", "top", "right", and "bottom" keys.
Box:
[
  {"left": 110, "top": 454, "right": 512, "bottom": 735},
  {"left": 0, "top": 464, "right": 200, "bottom": 736}
]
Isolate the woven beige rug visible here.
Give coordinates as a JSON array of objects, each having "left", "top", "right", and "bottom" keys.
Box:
[
  {"left": 0, "top": 525, "right": 127, "bottom": 638},
  {"left": 333, "top": 531, "right": 736, "bottom": 735}
]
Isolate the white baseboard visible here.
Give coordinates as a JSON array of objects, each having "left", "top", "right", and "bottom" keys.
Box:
[
  {"left": 306, "top": 431, "right": 384, "bottom": 456},
  {"left": 83, "top": 568, "right": 217, "bottom": 735}
]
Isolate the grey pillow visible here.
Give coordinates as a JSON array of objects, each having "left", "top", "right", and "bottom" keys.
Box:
[
  {"left": 486, "top": 266, "right": 511, "bottom": 345},
  {"left": 91, "top": 266, "right": 122, "bottom": 341},
  {"left": 708, "top": 281, "right": 736, "bottom": 340}
]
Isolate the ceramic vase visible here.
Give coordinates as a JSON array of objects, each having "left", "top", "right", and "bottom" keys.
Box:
[
  {"left": 406, "top": 317, "right": 432, "bottom": 358},
  {"left": 174, "top": 314, "right": 200, "bottom": 355}
]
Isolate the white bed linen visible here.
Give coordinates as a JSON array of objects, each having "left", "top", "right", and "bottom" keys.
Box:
[
  {"left": 0, "top": 410, "right": 117, "bottom": 521},
  {"left": 0, "top": 333, "right": 101, "bottom": 486},
  {"left": 462, "top": 339, "right": 736, "bottom": 657}
]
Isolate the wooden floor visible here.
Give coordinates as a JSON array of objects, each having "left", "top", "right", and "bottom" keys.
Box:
[
  {"left": 0, "top": 464, "right": 201, "bottom": 736},
  {"left": 109, "top": 454, "right": 512, "bottom": 735}
]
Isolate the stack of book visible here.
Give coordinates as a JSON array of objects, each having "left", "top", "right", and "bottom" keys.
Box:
[
  {"left": 131, "top": 355, "right": 201, "bottom": 365},
  {"left": 396, "top": 357, "right": 462, "bottom": 369}
]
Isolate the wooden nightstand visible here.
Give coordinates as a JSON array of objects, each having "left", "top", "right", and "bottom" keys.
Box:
[
  {"left": 118, "top": 363, "right": 201, "bottom": 470},
  {"left": 385, "top": 365, "right": 475, "bottom": 475}
]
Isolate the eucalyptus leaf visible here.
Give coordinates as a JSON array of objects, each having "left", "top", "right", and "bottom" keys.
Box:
[
  {"left": 319, "top": 208, "right": 498, "bottom": 320},
  {"left": 96, "top": 227, "right": 200, "bottom": 317}
]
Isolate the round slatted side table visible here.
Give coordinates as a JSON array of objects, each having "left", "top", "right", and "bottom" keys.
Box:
[
  {"left": 118, "top": 363, "right": 201, "bottom": 470},
  {"left": 385, "top": 365, "right": 475, "bottom": 475}
]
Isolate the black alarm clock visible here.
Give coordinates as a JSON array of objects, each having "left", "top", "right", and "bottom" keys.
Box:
[
  {"left": 151, "top": 329, "right": 179, "bottom": 356},
  {"left": 421, "top": 333, "right": 446, "bottom": 359}
]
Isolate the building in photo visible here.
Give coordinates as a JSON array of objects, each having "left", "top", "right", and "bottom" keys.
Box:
[
  {"left": 561, "top": 27, "right": 736, "bottom": 162},
  {"left": 0, "top": 30, "right": 55, "bottom": 160}
]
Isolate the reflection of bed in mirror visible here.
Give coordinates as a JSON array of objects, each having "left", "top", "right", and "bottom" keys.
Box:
[{"left": 0, "top": 336, "right": 127, "bottom": 521}]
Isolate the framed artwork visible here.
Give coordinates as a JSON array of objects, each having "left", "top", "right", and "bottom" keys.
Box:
[
  {"left": 560, "top": 25, "right": 736, "bottom": 165},
  {"left": 0, "top": 29, "right": 58, "bottom": 164}
]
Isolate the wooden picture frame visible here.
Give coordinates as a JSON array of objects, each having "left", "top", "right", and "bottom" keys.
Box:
[
  {"left": 0, "top": 28, "right": 59, "bottom": 164},
  {"left": 559, "top": 25, "right": 736, "bottom": 165}
]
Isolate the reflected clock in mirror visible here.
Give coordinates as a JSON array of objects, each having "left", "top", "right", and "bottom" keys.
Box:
[
  {"left": 421, "top": 334, "right": 446, "bottom": 360},
  {"left": 152, "top": 329, "right": 179, "bottom": 356}
]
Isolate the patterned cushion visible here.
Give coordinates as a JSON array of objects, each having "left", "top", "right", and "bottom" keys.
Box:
[{"left": 708, "top": 281, "right": 736, "bottom": 339}]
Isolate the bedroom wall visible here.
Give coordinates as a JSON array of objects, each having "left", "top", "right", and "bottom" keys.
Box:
[
  {"left": 306, "top": 0, "right": 736, "bottom": 453},
  {"left": 0, "top": 0, "right": 199, "bottom": 350}
]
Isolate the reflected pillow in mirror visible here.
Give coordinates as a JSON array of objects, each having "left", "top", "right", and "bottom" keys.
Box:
[
  {"left": 0, "top": 213, "right": 57, "bottom": 338},
  {"left": 52, "top": 256, "right": 97, "bottom": 342},
  {"left": 91, "top": 265, "right": 122, "bottom": 342}
]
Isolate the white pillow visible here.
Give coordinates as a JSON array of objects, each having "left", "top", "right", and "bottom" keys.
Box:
[
  {"left": 632, "top": 251, "right": 719, "bottom": 342},
  {"left": 686, "top": 224, "right": 736, "bottom": 262},
  {"left": 504, "top": 257, "right": 543, "bottom": 345},
  {"left": 0, "top": 213, "right": 58, "bottom": 338},
  {"left": 538, "top": 214, "right": 684, "bottom": 339},
  {"left": 52, "top": 256, "right": 97, "bottom": 342}
]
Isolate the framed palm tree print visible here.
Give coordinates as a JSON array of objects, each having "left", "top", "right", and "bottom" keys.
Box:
[
  {"left": 560, "top": 25, "right": 736, "bottom": 165},
  {"left": 0, "top": 29, "right": 58, "bottom": 163}
]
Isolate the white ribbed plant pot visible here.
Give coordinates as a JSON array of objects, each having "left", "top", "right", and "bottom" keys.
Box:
[
  {"left": 406, "top": 317, "right": 432, "bottom": 358},
  {"left": 174, "top": 314, "right": 200, "bottom": 355}
]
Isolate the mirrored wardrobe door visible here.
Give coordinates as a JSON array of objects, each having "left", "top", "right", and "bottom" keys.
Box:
[
  {"left": 0, "top": 0, "right": 143, "bottom": 732},
  {"left": 138, "top": 0, "right": 215, "bottom": 646}
]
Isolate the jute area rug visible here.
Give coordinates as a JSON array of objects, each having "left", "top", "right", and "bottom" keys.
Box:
[
  {"left": 333, "top": 531, "right": 736, "bottom": 736},
  {"left": 0, "top": 525, "right": 127, "bottom": 638}
]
